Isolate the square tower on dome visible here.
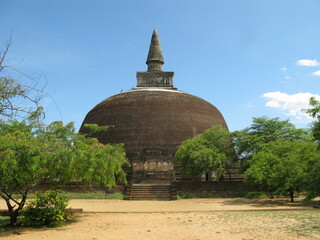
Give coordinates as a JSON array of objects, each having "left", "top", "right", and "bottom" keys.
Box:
[{"left": 136, "top": 29, "right": 175, "bottom": 89}]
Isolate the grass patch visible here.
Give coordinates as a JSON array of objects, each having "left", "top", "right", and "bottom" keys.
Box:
[
  {"left": 177, "top": 191, "right": 252, "bottom": 199},
  {"left": 60, "top": 192, "right": 124, "bottom": 200},
  {"left": 176, "top": 191, "right": 313, "bottom": 200},
  {"left": 11, "top": 192, "right": 124, "bottom": 200}
]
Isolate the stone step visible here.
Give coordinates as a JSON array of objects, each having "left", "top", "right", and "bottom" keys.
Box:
[{"left": 125, "top": 184, "right": 177, "bottom": 200}]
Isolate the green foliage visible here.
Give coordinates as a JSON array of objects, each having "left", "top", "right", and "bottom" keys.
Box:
[
  {"left": 245, "top": 191, "right": 268, "bottom": 199},
  {"left": 83, "top": 123, "right": 109, "bottom": 135},
  {"left": 303, "top": 97, "right": 320, "bottom": 199},
  {"left": 234, "top": 115, "right": 320, "bottom": 201},
  {"left": 177, "top": 191, "right": 197, "bottom": 199},
  {"left": 0, "top": 119, "right": 128, "bottom": 191},
  {"left": 305, "top": 97, "right": 320, "bottom": 147},
  {"left": 305, "top": 151, "right": 320, "bottom": 200},
  {"left": 0, "top": 76, "right": 42, "bottom": 121},
  {"left": 232, "top": 116, "right": 310, "bottom": 170},
  {"left": 0, "top": 77, "right": 26, "bottom": 117},
  {"left": 175, "top": 125, "right": 235, "bottom": 179},
  {"left": 0, "top": 43, "right": 128, "bottom": 225},
  {"left": 0, "top": 114, "right": 129, "bottom": 225},
  {"left": 244, "top": 140, "right": 319, "bottom": 202},
  {"left": 22, "top": 190, "right": 70, "bottom": 227}
]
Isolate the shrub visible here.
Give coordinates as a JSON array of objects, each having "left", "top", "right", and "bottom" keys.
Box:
[
  {"left": 177, "top": 191, "right": 197, "bottom": 199},
  {"left": 245, "top": 191, "right": 268, "bottom": 199},
  {"left": 23, "top": 190, "right": 70, "bottom": 227}
]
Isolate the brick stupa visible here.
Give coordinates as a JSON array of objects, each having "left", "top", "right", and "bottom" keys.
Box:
[{"left": 80, "top": 29, "right": 228, "bottom": 200}]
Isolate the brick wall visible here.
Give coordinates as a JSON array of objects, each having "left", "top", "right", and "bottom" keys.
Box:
[{"left": 176, "top": 181, "right": 258, "bottom": 197}]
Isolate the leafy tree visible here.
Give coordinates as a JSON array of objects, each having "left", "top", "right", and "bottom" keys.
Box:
[
  {"left": 0, "top": 112, "right": 128, "bottom": 225},
  {"left": 304, "top": 97, "right": 320, "bottom": 199},
  {"left": 0, "top": 38, "right": 128, "bottom": 225},
  {"left": 305, "top": 155, "right": 320, "bottom": 200},
  {"left": 305, "top": 97, "right": 320, "bottom": 147},
  {"left": 232, "top": 116, "right": 310, "bottom": 170},
  {"left": 174, "top": 125, "right": 235, "bottom": 180},
  {"left": 245, "top": 140, "right": 318, "bottom": 202}
]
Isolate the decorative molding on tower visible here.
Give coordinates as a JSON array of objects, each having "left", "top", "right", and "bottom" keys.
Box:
[
  {"left": 136, "top": 71, "right": 174, "bottom": 88},
  {"left": 136, "top": 29, "right": 175, "bottom": 89}
]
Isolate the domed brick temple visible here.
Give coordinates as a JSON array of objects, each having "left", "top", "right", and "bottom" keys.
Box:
[{"left": 80, "top": 30, "right": 235, "bottom": 200}]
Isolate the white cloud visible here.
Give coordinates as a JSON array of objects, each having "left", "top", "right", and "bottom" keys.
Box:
[
  {"left": 261, "top": 91, "right": 320, "bottom": 121},
  {"left": 312, "top": 70, "right": 320, "bottom": 76},
  {"left": 280, "top": 67, "right": 287, "bottom": 71},
  {"left": 296, "top": 59, "right": 320, "bottom": 67}
]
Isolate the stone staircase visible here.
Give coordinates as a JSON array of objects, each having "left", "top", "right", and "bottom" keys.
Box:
[{"left": 124, "top": 183, "right": 177, "bottom": 200}]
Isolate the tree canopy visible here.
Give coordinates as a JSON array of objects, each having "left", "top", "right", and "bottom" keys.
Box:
[
  {"left": 232, "top": 116, "right": 310, "bottom": 170},
  {"left": 245, "top": 139, "right": 318, "bottom": 202},
  {"left": 174, "top": 125, "right": 235, "bottom": 180},
  {"left": 305, "top": 153, "right": 320, "bottom": 200},
  {"left": 304, "top": 97, "right": 320, "bottom": 199},
  {"left": 0, "top": 112, "right": 129, "bottom": 225},
  {"left": 305, "top": 97, "right": 320, "bottom": 147}
]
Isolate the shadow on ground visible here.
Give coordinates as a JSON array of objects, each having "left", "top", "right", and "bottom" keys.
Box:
[{"left": 221, "top": 197, "right": 320, "bottom": 209}]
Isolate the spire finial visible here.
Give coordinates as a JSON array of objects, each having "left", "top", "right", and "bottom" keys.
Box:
[{"left": 146, "top": 29, "right": 164, "bottom": 72}]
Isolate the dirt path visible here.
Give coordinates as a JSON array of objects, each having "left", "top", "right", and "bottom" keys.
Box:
[{"left": 1, "top": 198, "right": 320, "bottom": 240}]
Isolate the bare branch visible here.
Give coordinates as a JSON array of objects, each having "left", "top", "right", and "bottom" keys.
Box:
[
  {"left": 0, "top": 38, "right": 46, "bottom": 120},
  {"left": 0, "top": 34, "right": 13, "bottom": 71}
]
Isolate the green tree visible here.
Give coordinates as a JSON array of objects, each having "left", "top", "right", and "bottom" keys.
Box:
[
  {"left": 232, "top": 116, "right": 310, "bottom": 170},
  {"left": 304, "top": 97, "right": 320, "bottom": 199},
  {"left": 0, "top": 39, "right": 128, "bottom": 225},
  {"left": 174, "top": 125, "right": 235, "bottom": 180},
  {"left": 305, "top": 155, "right": 320, "bottom": 200},
  {"left": 245, "top": 140, "right": 318, "bottom": 202},
  {"left": 305, "top": 97, "right": 320, "bottom": 147},
  {"left": 0, "top": 113, "right": 129, "bottom": 225}
]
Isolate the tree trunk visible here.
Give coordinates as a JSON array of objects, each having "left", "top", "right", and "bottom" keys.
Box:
[
  {"left": 0, "top": 188, "right": 29, "bottom": 225},
  {"left": 289, "top": 189, "right": 294, "bottom": 202},
  {"left": 226, "top": 168, "right": 231, "bottom": 181},
  {"left": 9, "top": 211, "right": 19, "bottom": 226}
]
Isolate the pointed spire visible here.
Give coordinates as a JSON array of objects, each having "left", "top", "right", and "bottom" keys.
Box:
[{"left": 146, "top": 29, "right": 164, "bottom": 72}]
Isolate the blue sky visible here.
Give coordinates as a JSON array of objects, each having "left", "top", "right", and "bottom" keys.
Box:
[{"left": 1, "top": 0, "right": 320, "bottom": 131}]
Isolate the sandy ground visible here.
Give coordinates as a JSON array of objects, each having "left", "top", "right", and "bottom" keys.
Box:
[
  {"left": 67, "top": 198, "right": 313, "bottom": 212},
  {"left": 1, "top": 198, "right": 320, "bottom": 240}
]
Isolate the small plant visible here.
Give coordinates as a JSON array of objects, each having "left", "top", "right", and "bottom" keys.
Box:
[
  {"left": 177, "top": 191, "right": 197, "bottom": 199},
  {"left": 22, "top": 190, "right": 70, "bottom": 227},
  {"left": 245, "top": 191, "right": 268, "bottom": 199}
]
